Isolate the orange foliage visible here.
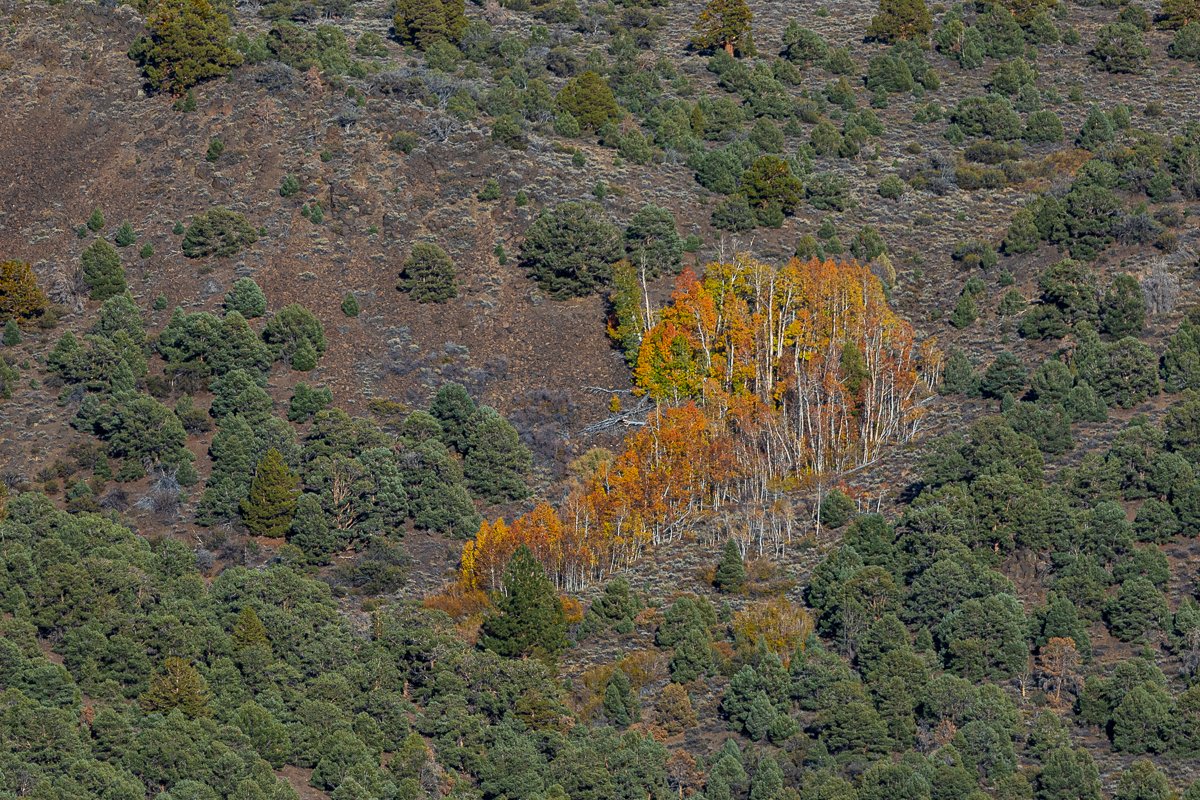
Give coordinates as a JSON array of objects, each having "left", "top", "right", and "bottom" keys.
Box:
[
  {"left": 636, "top": 256, "right": 936, "bottom": 474},
  {"left": 459, "top": 255, "right": 937, "bottom": 591},
  {"left": 422, "top": 583, "right": 492, "bottom": 621},
  {"left": 462, "top": 404, "right": 741, "bottom": 591},
  {"left": 0, "top": 260, "right": 49, "bottom": 322}
]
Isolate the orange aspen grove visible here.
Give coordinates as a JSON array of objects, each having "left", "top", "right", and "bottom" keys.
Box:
[
  {"left": 459, "top": 256, "right": 937, "bottom": 592},
  {"left": 636, "top": 256, "right": 936, "bottom": 474}
]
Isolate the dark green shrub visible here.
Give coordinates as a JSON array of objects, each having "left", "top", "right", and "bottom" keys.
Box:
[
  {"left": 624, "top": 205, "right": 683, "bottom": 278},
  {"left": 399, "top": 243, "right": 458, "bottom": 303},
  {"left": 128, "top": 0, "right": 242, "bottom": 94},
  {"left": 867, "top": 0, "right": 932, "bottom": 43},
  {"left": 521, "top": 202, "right": 622, "bottom": 298},
  {"left": 114, "top": 221, "right": 136, "bottom": 247},
  {"left": 182, "top": 208, "right": 257, "bottom": 258},
  {"left": 279, "top": 174, "right": 300, "bottom": 197},
  {"left": 1091, "top": 23, "right": 1150, "bottom": 73},
  {"left": 820, "top": 489, "right": 855, "bottom": 528},
  {"left": 711, "top": 195, "right": 756, "bottom": 232},
  {"left": 224, "top": 278, "right": 267, "bottom": 319},
  {"left": 81, "top": 240, "right": 127, "bottom": 300}
]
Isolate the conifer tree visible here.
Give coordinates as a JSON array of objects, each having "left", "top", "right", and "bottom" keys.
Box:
[
  {"left": 241, "top": 448, "right": 300, "bottom": 537},
  {"left": 2, "top": 320, "right": 19, "bottom": 347},
  {"left": 400, "top": 439, "right": 481, "bottom": 537},
  {"left": 867, "top": 0, "right": 932, "bottom": 42},
  {"left": 714, "top": 538, "right": 747, "bottom": 593},
  {"left": 480, "top": 545, "right": 568, "bottom": 657},
  {"left": 141, "top": 657, "right": 212, "bottom": 717},
  {"left": 393, "top": 0, "right": 468, "bottom": 50},
  {"left": 1101, "top": 274, "right": 1147, "bottom": 338},
  {"left": 750, "top": 754, "right": 785, "bottom": 800},
  {"left": 555, "top": 72, "right": 622, "bottom": 131},
  {"left": 114, "top": 221, "right": 137, "bottom": 247},
  {"left": 1164, "top": 0, "right": 1200, "bottom": 29},
  {"left": 603, "top": 668, "right": 639, "bottom": 726},
  {"left": 232, "top": 606, "right": 269, "bottom": 650},
  {"left": 289, "top": 493, "right": 339, "bottom": 562},
  {"left": 128, "top": 0, "right": 243, "bottom": 95},
  {"left": 669, "top": 621, "right": 713, "bottom": 683},
  {"left": 399, "top": 243, "right": 458, "bottom": 303},
  {"left": 224, "top": 277, "right": 267, "bottom": 318},
  {"left": 81, "top": 240, "right": 127, "bottom": 300},
  {"left": 693, "top": 0, "right": 754, "bottom": 56},
  {"left": 463, "top": 407, "right": 532, "bottom": 502},
  {"left": 429, "top": 382, "right": 477, "bottom": 452}
]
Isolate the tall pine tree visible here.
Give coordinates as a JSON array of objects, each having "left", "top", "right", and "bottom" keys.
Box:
[
  {"left": 480, "top": 546, "right": 568, "bottom": 658},
  {"left": 463, "top": 407, "right": 532, "bottom": 502},
  {"left": 241, "top": 448, "right": 300, "bottom": 537}
]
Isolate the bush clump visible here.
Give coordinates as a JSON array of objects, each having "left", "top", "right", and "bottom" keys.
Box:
[
  {"left": 182, "top": 208, "right": 257, "bottom": 258},
  {"left": 521, "top": 202, "right": 623, "bottom": 298},
  {"left": 399, "top": 243, "right": 458, "bottom": 303}
]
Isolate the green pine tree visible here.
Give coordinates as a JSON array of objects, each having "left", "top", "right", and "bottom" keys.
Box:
[
  {"left": 463, "top": 407, "right": 532, "bottom": 502},
  {"left": 714, "top": 538, "right": 746, "bottom": 593},
  {"left": 114, "top": 221, "right": 136, "bottom": 247},
  {"left": 603, "top": 668, "right": 639, "bottom": 726},
  {"left": 232, "top": 606, "right": 269, "bottom": 650},
  {"left": 867, "top": 0, "right": 932, "bottom": 42},
  {"left": 480, "top": 545, "right": 568, "bottom": 658},
  {"left": 128, "top": 0, "right": 242, "bottom": 95},
  {"left": 81, "top": 240, "right": 127, "bottom": 300},
  {"left": 429, "top": 382, "right": 478, "bottom": 452},
  {"left": 240, "top": 448, "right": 300, "bottom": 537},
  {"left": 693, "top": 0, "right": 754, "bottom": 56},
  {"left": 289, "top": 493, "right": 339, "bottom": 562},
  {"left": 399, "top": 242, "right": 457, "bottom": 303},
  {"left": 2, "top": 320, "right": 20, "bottom": 347},
  {"left": 141, "top": 657, "right": 211, "bottom": 717}
]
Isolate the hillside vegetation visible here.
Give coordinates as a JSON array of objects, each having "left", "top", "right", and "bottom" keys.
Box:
[{"left": 2, "top": 0, "right": 1200, "bottom": 798}]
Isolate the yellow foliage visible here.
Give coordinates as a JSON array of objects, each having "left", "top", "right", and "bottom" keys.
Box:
[
  {"left": 423, "top": 582, "right": 492, "bottom": 621},
  {"left": 0, "top": 260, "right": 49, "bottom": 323},
  {"left": 732, "top": 596, "right": 814, "bottom": 664}
]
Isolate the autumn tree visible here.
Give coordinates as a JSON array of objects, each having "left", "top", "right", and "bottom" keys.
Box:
[
  {"left": 128, "top": 0, "right": 242, "bottom": 95},
  {"left": 693, "top": 0, "right": 754, "bottom": 56},
  {"left": 480, "top": 545, "right": 568, "bottom": 658},
  {"left": 241, "top": 448, "right": 301, "bottom": 537},
  {"left": 0, "top": 260, "right": 48, "bottom": 323},
  {"left": 1040, "top": 637, "right": 1080, "bottom": 706},
  {"left": 867, "top": 0, "right": 933, "bottom": 42}
]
